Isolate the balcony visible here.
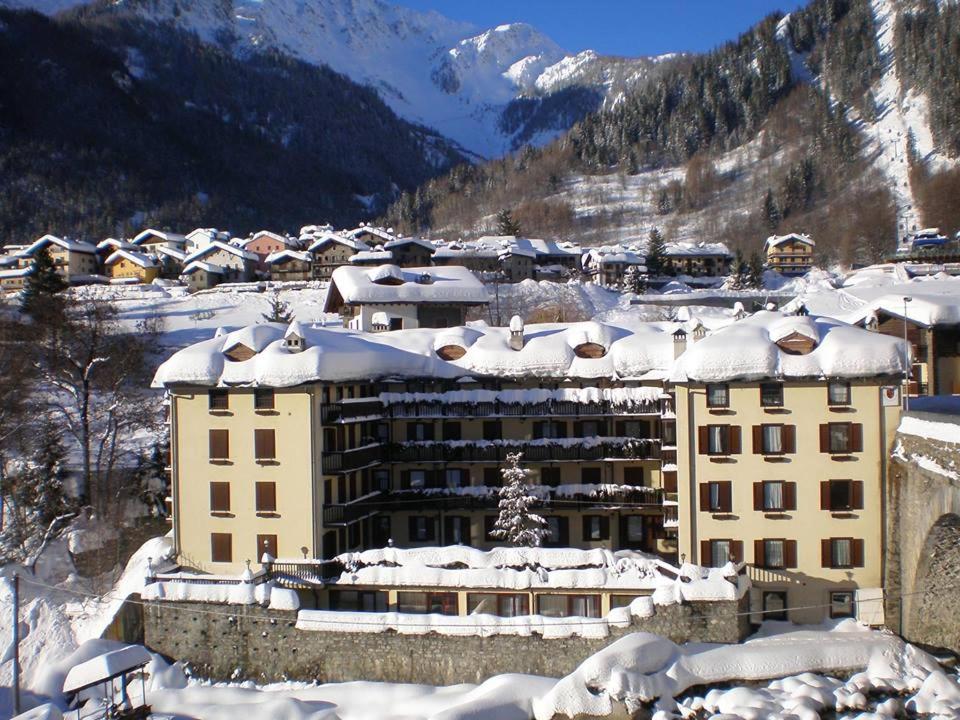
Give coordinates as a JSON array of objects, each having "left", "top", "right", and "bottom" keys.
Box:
[
  {"left": 321, "top": 399, "right": 384, "bottom": 424},
  {"left": 321, "top": 443, "right": 383, "bottom": 474},
  {"left": 383, "top": 398, "right": 659, "bottom": 419},
  {"left": 386, "top": 438, "right": 660, "bottom": 464},
  {"left": 323, "top": 501, "right": 381, "bottom": 526}
]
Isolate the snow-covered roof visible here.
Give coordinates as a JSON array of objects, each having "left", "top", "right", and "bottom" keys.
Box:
[
  {"left": 308, "top": 232, "right": 369, "bottom": 253},
  {"left": 383, "top": 237, "right": 436, "bottom": 253},
  {"left": 346, "top": 225, "right": 398, "bottom": 243},
  {"left": 133, "top": 229, "right": 188, "bottom": 246},
  {"left": 185, "top": 240, "right": 258, "bottom": 264},
  {"left": 266, "top": 249, "right": 312, "bottom": 264},
  {"left": 664, "top": 241, "right": 731, "bottom": 257},
  {"left": 0, "top": 266, "right": 32, "bottom": 279},
  {"left": 324, "top": 264, "right": 489, "bottom": 309},
  {"left": 476, "top": 236, "right": 580, "bottom": 259},
  {"left": 96, "top": 238, "right": 137, "bottom": 252},
  {"left": 349, "top": 250, "right": 394, "bottom": 263},
  {"left": 181, "top": 260, "right": 225, "bottom": 275},
  {"left": 23, "top": 234, "right": 96, "bottom": 256},
  {"left": 154, "top": 245, "right": 187, "bottom": 262},
  {"left": 241, "top": 230, "right": 288, "bottom": 247},
  {"left": 63, "top": 645, "right": 152, "bottom": 694},
  {"left": 853, "top": 293, "right": 960, "bottom": 328},
  {"left": 104, "top": 249, "right": 158, "bottom": 269},
  {"left": 765, "top": 233, "right": 815, "bottom": 250}
]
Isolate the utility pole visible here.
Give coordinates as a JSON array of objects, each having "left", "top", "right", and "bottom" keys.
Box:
[
  {"left": 12, "top": 572, "right": 20, "bottom": 716},
  {"left": 902, "top": 296, "right": 913, "bottom": 410}
]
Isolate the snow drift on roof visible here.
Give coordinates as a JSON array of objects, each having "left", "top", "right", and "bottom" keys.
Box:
[{"left": 325, "top": 264, "right": 490, "bottom": 308}]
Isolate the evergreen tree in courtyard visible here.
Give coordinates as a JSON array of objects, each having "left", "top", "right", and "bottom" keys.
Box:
[
  {"left": 491, "top": 452, "right": 549, "bottom": 547},
  {"left": 262, "top": 292, "right": 294, "bottom": 323},
  {"left": 621, "top": 264, "right": 648, "bottom": 295},
  {"left": 20, "top": 246, "right": 67, "bottom": 323},
  {"left": 747, "top": 252, "right": 765, "bottom": 290},
  {"left": 646, "top": 227, "right": 668, "bottom": 277},
  {"left": 496, "top": 209, "right": 522, "bottom": 237}
]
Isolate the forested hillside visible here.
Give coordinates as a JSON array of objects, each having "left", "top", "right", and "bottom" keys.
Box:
[{"left": 0, "top": 8, "right": 464, "bottom": 244}]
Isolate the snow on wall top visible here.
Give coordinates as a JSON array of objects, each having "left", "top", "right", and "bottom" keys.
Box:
[
  {"left": 63, "top": 645, "right": 152, "bottom": 693},
  {"left": 324, "top": 264, "right": 490, "bottom": 307},
  {"left": 153, "top": 312, "right": 908, "bottom": 388}
]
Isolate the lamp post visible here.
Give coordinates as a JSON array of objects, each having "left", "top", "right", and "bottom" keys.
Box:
[{"left": 902, "top": 296, "right": 912, "bottom": 410}]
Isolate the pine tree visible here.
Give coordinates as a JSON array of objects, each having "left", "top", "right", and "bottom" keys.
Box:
[
  {"left": 763, "top": 189, "right": 781, "bottom": 230},
  {"left": 491, "top": 452, "right": 549, "bottom": 547},
  {"left": 621, "top": 264, "right": 648, "bottom": 294},
  {"left": 496, "top": 209, "right": 522, "bottom": 237},
  {"left": 262, "top": 292, "right": 294, "bottom": 323},
  {"left": 646, "top": 227, "right": 668, "bottom": 277},
  {"left": 30, "top": 429, "right": 70, "bottom": 527},
  {"left": 20, "top": 246, "right": 67, "bottom": 323},
  {"left": 747, "top": 252, "right": 765, "bottom": 289},
  {"left": 729, "top": 250, "right": 749, "bottom": 290}
]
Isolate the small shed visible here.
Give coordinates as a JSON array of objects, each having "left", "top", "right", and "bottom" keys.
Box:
[{"left": 63, "top": 645, "right": 152, "bottom": 719}]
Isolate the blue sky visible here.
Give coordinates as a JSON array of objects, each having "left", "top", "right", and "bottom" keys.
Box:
[{"left": 401, "top": 1, "right": 808, "bottom": 56}]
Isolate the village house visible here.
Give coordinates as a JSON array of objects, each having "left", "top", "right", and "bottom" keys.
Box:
[
  {"left": 0, "top": 266, "right": 32, "bottom": 293},
  {"left": 154, "top": 245, "right": 188, "bottom": 279},
  {"left": 132, "top": 228, "right": 189, "bottom": 253},
  {"left": 431, "top": 243, "right": 502, "bottom": 276},
  {"left": 664, "top": 241, "right": 733, "bottom": 277},
  {"left": 181, "top": 261, "right": 225, "bottom": 292},
  {"left": 153, "top": 310, "right": 906, "bottom": 624},
  {"left": 16, "top": 234, "right": 100, "bottom": 282},
  {"left": 498, "top": 248, "right": 537, "bottom": 283},
  {"left": 267, "top": 249, "right": 313, "bottom": 282},
  {"left": 95, "top": 238, "right": 138, "bottom": 268},
  {"left": 183, "top": 241, "right": 257, "bottom": 284},
  {"left": 104, "top": 249, "right": 161, "bottom": 283},
  {"left": 324, "top": 264, "right": 490, "bottom": 331},
  {"left": 383, "top": 238, "right": 436, "bottom": 267},
  {"left": 308, "top": 233, "right": 369, "bottom": 279},
  {"left": 345, "top": 224, "right": 400, "bottom": 248},
  {"left": 239, "top": 231, "right": 296, "bottom": 275},
  {"left": 765, "top": 233, "right": 816, "bottom": 276},
  {"left": 185, "top": 228, "right": 231, "bottom": 254}
]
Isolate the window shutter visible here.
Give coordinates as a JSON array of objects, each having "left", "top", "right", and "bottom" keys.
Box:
[
  {"left": 600, "top": 516, "right": 610, "bottom": 539},
  {"left": 785, "top": 540, "right": 798, "bottom": 568},
  {"left": 730, "top": 540, "right": 743, "bottom": 563},
  {"left": 581, "top": 516, "right": 591, "bottom": 540},
  {"left": 719, "top": 482, "right": 732, "bottom": 512},
  {"left": 560, "top": 517, "right": 570, "bottom": 544},
  {"left": 700, "top": 540, "right": 711, "bottom": 566},
  {"left": 754, "top": 539, "right": 765, "bottom": 567},
  {"left": 699, "top": 484, "right": 710, "bottom": 512},
  {"left": 663, "top": 471, "right": 677, "bottom": 493},
  {"left": 821, "top": 539, "right": 831, "bottom": 568},
  {"left": 573, "top": 421, "right": 583, "bottom": 437},
  {"left": 819, "top": 424, "right": 830, "bottom": 453},
  {"left": 256, "top": 482, "right": 276, "bottom": 512},
  {"left": 209, "top": 429, "right": 229, "bottom": 459},
  {"left": 752, "top": 425, "right": 763, "bottom": 454},
  {"left": 852, "top": 539, "right": 865, "bottom": 567},
  {"left": 851, "top": 424, "right": 863, "bottom": 452},
  {"left": 820, "top": 481, "right": 831, "bottom": 510},
  {"left": 784, "top": 482, "right": 797, "bottom": 511},
  {"left": 852, "top": 481, "right": 864, "bottom": 510},
  {"left": 729, "top": 426, "right": 742, "bottom": 454},
  {"left": 424, "top": 424, "right": 435, "bottom": 441},
  {"left": 406, "top": 424, "right": 416, "bottom": 441},
  {"left": 753, "top": 482, "right": 763, "bottom": 511},
  {"left": 400, "top": 470, "right": 410, "bottom": 489},
  {"left": 210, "top": 482, "right": 230, "bottom": 512},
  {"left": 211, "top": 533, "right": 232, "bottom": 563},
  {"left": 255, "top": 429, "right": 276, "bottom": 460},
  {"left": 407, "top": 517, "right": 417, "bottom": 540},
  {"left": 783, "top": 425, "right": 796, "bottom": 454},
  {"left": 698, "top": 426, "right": 709, "bottom": 455},
  {"left": 256, "top": 534, "right": 278, "bottom": 560},
  {"left": 616, "top": 421, "right": 626, "bottom": 436}
]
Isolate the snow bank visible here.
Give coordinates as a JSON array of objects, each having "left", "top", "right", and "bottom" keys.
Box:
[
  {"left": 142, "top": 578, "right": 299, "bottom": 610},
  {"left": 898, "top": 415, "right": 960, "bottom": 445}
]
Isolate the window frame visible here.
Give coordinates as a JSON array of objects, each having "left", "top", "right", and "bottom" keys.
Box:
[
  {"left": 208, "top": 389, "right": 229, "bottom": 411},
  {"left": 761, "top": 423, "right": 785, "bottom": 455},
  {"left": 760, "top": 382, "right": 784, "bottom": 408},
  {"left": 829, "top": 591, "right": 856, "bottom": 619},
  {"left": 827, "top": 380, "right": 851, "bottom": 406},
  {"left": 210, "top": 532, "right": 232, "bottom": 563},
  {"left": 254, "top": 388, "right": 275, "bottom": 411},
  {"left": 706, "top": 383, "right": 729, "bottom": 409},
  {"left": 828, "top": 422, "right": 851, "bottom": 454},
  {"left": 707, "top": 424, "right": 728, "bottom": 454},
  {"left": 762, "top": 480, "right": 785, "bottom": 512},
  {"left": 762, "top": 590, "right": 788, "bottom": 621}
]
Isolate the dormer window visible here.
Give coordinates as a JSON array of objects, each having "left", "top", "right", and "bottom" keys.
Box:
[
  {"left": 572, "top": 342, "right": 607, "bottom": 359},
  {"left": 774, "top": 331, "right": 817, "bottom": 355},
  {"left": 223, "top": 343, "right": 256, "bottom": 362}
]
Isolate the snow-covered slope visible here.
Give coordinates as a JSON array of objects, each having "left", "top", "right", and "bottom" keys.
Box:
[{"left": 37, "top": 0, "right": 668, "bottom": 158}]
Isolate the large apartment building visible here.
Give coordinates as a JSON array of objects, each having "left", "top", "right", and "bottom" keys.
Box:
[{"left": 154, "top": 311, "right": 906, "bottom": 622}]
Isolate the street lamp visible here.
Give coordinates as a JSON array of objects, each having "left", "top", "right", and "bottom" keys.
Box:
[{"left": 902, "top": 296, "right": 912, "bottom": 409}]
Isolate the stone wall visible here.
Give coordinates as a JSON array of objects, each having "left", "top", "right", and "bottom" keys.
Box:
[
  {"left": 885, "top": 413, "right": 960, "bottom": 653},
  {"left": 143, "top": 594, "right": 750, "bottom": 685}
]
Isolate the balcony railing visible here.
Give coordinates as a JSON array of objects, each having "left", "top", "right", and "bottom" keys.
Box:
[
  {"left": 321, "top": 399, "right": 385, "bottom": 424},
  {"left": 269, "top": 559, "right": 339, "bottom": 587},
  {"left": 321, "top": 443, "right": 383, "bottom": 473},
  {"left": 383, "top": 399, "right": 658, "bottom": 419},
  {"left": 323, "top": 502, "right": 381, "bottom": 526},
  {"left": 386, "top": 439, "right": 660, "bottom": 464}
]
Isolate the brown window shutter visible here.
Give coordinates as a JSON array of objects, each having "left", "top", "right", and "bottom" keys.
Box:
[
  {"left": 256, "top": 534, "right": 278, "bottom": 560},
  {"left": 573, "top": 421, "right": 583, "bottom": 437},
  {"left": 785, "top": 540, "right": 798, "bottom": 568},
  {"left": 699, "top": 484, "right": 710, "bottom": 512},
  {"left": 210, "top": 482, "right": 230, "bottom": 512},
  {"left": 753, "top": 482, "right": 763, "bottom": 511},
  {"left": 600, "top": 516, "right": 610, "bottom": 539},
  {"left": 852, "top": 539, "right": 865, "bottom": 567},
  {"left": 407, "top": 517, "right": 418, "bottom": 539},
  {"left": 719, "top": 481, "right": 732, "bottom": 512},
  {"left": 663, "top": 471, "right": 677, "bottom": 493},
  {"left": 615, "top": 421, "right": 626, "bottom": 436},
  {"left": 211, "top": 533, "right": 232, "bottom": 563},
  {"left": 730, "top": 540, "right": 743, "bottom": 563},
  {"left": 819, "top": 424, "right": 830, "bottom": 453},
  {"left": 256, "top": 482, "right": 277, "bottom": 512},
  {"left": 821, "top": 538, "right": 831, "bottom": 568},
  {"left": 700, "top": 540, "right": 711, "bottom": 566},
  {"left": 752, "top": 425, "right": 763, "bottom": 454},
  {"left": 754, "top": 539, "right": 765, "bottom": 566},
  {"left": 852, "top": 481, "right": 864, "bottom": 510},
  {"left": 783, "top": 425, "right": 796, "bottom": 454},
  {"left": 581, "top": 516, "right": 591, "bottom": 539},
  {"left": 851, "top": 424, "right": 863, "bottom": 452},
  {"left": 698, "top": 426, "right": 709, "bottom": 455},
  {"left": 820, "top": 481, "right": 831, "bottom": 510},
  {"left": 784, "top": 482, "right": 797, "bottom": 511},
  {"left": 210, "top": 429, "right": 229, "bottom": 459},
  {"left": 406, "top": 424, "right": 417, "bottom": 441},
  {"left": 729, "top": 426, "right": 742, "bottom": 454},
  {"left": 255, "top": 429, "right": 276, "bottom": 460}
]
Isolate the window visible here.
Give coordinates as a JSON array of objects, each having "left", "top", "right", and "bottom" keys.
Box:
[
  {"left": 820, "top": 423, "right": 863, "bottom": 454},
  {"left": 537, "top": 594, "right": 601, "bottom": 618},
  {"left": 408, "top": 516, "right": 435, "bottom": 542},
  {"left": 407, "top": 422, "right": 434, "bottom": 441},
  {"left": 208, "top": 389, "right": 229, "bottom": 411},
  {"left": 442, "top": 421, "right": 461, "bottom": 441},
  {"left": 397, "top": 592, "right": 458, "bottom": 615},
  {"left": 763, "top": 539, "right": 786, "bottom": 568},
  {"left": 821, "top": 479, "right": 864, "bottom": 511},
  {"left": 578, "top": 420, "right": 603, "bottom": 437},
  {"left": 582, "top": 516, "right": 610, "bottom": 541},
  {"left": 254, "top": 388, "right": 275, "bottom": 410},
  {"left": 210, "top": 533, "right": 232, "bottom": 563},
  {"left": 700, "top": 481, "right": 732, "bottom": 513},
  {"left": 763, "top": 424, "right": 783, "bottom": 454},
  {"left": 544, "top": 516, "right": 568, "bottom": 545},
  {"left": 700, "top": 425, "right": 742, "bottom": 455},
  {"left": 831, "top": 538, "right": 851, "bottom": 567},
  {"left": 444, "top": 516, "right": 471, "bottom": 545},
  {"left": 581, "top": 467, "right": 602, "bottom": 484},
  {"left": 408, "top": 470, "right": 427, "bottom": 489},
  {"left": 830, "top": 591, "right": 855, "bottom": 618},
  {"left": 208, "top": 429, "right": 229, "bottom": 460},
  {"left": 609, "top": 595, "right": 645, "bottom": 610},
  {"left": 209, "top": 482, "right": 230, "bottom": 513},
  {"left": 701, "top": 539, "right": 742, "bottom": 567},
  {"left": 484, "top": 516, "right": 498, "bottom": 541},
  {"left": 828, "top": 381, "right": 851, "bottom": 406},
  {"left": 444, "top": 468, "right": 466, "bottom": 488},
  {"left": 753, "top": 480, "right": 796, "bottom": 512},
  {"left": 467, "top": 593, "right": 529, "bottom": 617},
  {"left": 482, "top": 421, "right": 502, "bottom": 441},
  {"left": 254, "top": 429, "right": 276, "bottom": 460},
  {"left": 623, "top": 467, "right": 644, "bottom": 487},
  {"left": 540, "top": 467, "right": 561, "bottom": 487},
  {"left": 822, "top": 538, "right": 864, "bottom": 569},
  {"left": 373, "top": 469, "right": 390, "bottom": 492},
  {"left": 711, "top": 540, "right": 730, "bottom": 567},
  {"left": 760, "top": 383, "right": 783, "bottom": 407},
  {"left": 533, "top": 421, "right": 567, "bottom": 439},
  {"left": 256, "top": 534, "right": 277, "bottom": 561},
  {"left": 624, "top": 516, "right": 645, "bottom": 544},
  {"left": 483, "top": 467, "right": 501, "bottom": 487},
  {"left": 255, "top": 482, "right": 277, "bottom": 513},
  {"left": 706, "top": 383, "right": 729, "bottom": 408},
  {"left": 762, "top": 591, "right": 788, "bottom": 621}
]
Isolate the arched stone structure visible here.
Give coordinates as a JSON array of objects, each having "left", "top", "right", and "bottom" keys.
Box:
[{"left": 906, "top": 514, "right": 960, "bottom": 652}]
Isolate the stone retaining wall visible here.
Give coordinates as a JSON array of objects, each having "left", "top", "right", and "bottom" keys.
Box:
[{"left": 143, "top": 595, "right": 750, "bottom": 685}]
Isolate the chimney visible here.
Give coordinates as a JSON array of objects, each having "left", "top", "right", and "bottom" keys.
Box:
[
  {"left": 672, "top": 327, "right": 687, "bottom": 359},
  {"left": 284, "top": 320, "right": 307, "bottom": 353},
  {"left": 509, "top": 315, "right": 524, "bottom": 351}
]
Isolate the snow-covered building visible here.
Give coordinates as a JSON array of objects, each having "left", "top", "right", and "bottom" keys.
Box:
[
  {"left": 183, "top": 240, "right": 257, "bottom": 285},
  {"left": 307, "top": 233, "right": 370, "bottom": 279},
  {"left": 15, "top": 234, "right": 99, "bottom": 282},
  {"left": 664, "top": 241, "right": 732, "bottom": 277},
  {"left": 153, "top": 310, "right": 906, "bottom": 624},
  {"left": 266, "top": 249, "right": 313, "bottom": 282},
  {"left": 324, "top": 264, "right": 490, "bottom": 331},
  {"left": 765, "top": 233, "right": 815, "bottom": 275},
  {"left": 239, "top": 231, "right": 296, "bottom": 274},
  {"left": 382, "top": 237, "right": 436, "bottom": 267},
  {"left": 104, "top": 248, "right": 160, "bottom": 283},
  {"left": 892, "top": 228, "right": 960, "bottom": 263},
  {"left": 133, "top": 228, "right": 189, "bottom": 252}
]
